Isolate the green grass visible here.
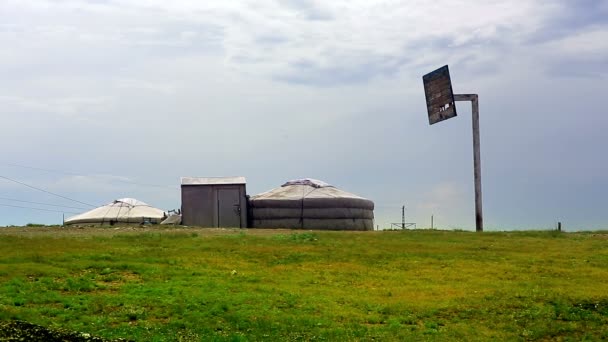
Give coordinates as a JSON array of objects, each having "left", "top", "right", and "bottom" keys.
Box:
[{"left": 0, "top": 228, "right": 607, "bottom": 341}]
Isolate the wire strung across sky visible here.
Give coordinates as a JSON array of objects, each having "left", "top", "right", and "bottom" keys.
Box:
[
  {"left": 0, "top": 162, "right": 81, "bottom": 176},
  {"left": 0, "top": 161, "right": 412, "bottom": 213},
  {"left": 0, "top": 162, "right": 178, "bottom": 190},
  {"left": 0, "top": 162, "right": 183, "bottom": 223},
  {"left": 0, "top": 197, "right": 88, "bottom": 210},
  {"left": 0, "top": 175, "right": 97, "bottom": 207},
  {"left": 0, "top": 203, "right": 79, "bottom": 215}
]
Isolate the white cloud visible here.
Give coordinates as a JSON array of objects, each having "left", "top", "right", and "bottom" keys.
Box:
[
  {"left": 115, "top": 78, "right": 177, "bottom": 94},
  {"left": 0, "top": 0, "right": 606, "bottom": 228},
  {"left": 0, "top": 0, "right": 558, "bottom": 86},
  {"left": 1, "top": 94, "right": 114, "bottom": 120},
  {"left": 547, "top": 28, "right": 608, "bottom": 56}
]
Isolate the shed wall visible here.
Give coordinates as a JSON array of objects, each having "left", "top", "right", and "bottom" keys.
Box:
[
  {"left": 181, "top": 185, "right": 215, "bottom": 227},
  {"left": 181, "top": 184, "right": 247, "bottom": 228}
]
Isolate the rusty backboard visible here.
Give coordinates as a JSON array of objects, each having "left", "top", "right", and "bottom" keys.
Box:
[{"left": 423, "top": 65, "right": 457, "bottom": 125}]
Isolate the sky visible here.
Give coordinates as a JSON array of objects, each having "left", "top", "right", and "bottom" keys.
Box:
[{"left": 1, "top": 0, "right": 607, "bottom": 230}]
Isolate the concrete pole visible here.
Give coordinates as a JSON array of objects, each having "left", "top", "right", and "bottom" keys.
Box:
[{"left": 454, "top": 94, "right": 483, "bottom": 232}]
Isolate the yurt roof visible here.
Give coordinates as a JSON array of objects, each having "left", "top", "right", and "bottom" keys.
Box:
[
  {"left": 282, "top": 178, "right": 331, "bottom": 188},
  {"left": 111, "top": 198, "right": 150, "bottom": 206},
  {"left": 251, "top": 179, "right": 372, "bottom": 205},
  {"left": 65, "top": 197, "right": 165, "bottom": 225}
]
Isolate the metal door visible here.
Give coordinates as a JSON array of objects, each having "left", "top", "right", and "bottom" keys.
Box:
[{"left": 217, "top": 188, "right": 241, "bottom": 227}]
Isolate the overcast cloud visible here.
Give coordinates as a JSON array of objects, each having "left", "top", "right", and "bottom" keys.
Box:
[{"left": 1, "top": 0, "right": 607, "bottom": 230}]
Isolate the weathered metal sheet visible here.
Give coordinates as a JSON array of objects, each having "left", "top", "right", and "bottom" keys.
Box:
[
  {"left": 423, "top": 65, "right": 457, "bottom": 125},
  {"left": 181, "top": 176, "right": 247, "bottom": 227},
  {"left": 181, "top": 183, "right": 248, "bottom": 228},
  {"left": 218, "top": 188, "right": 242, "bottom": 227},
  {"left": 181, "top": 185, "right": 215, "bottom": 227}
]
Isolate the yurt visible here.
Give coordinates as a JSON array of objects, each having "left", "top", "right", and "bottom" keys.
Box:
[
  {"left": 64, "top": 198, "right": 165, "bottom": 226},
  {"left": 249, "top": 179, "right": 374, "bottom": 231}
]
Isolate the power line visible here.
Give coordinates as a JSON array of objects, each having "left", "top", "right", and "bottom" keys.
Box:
[
  {"left": 0, "top": 197, "right": 88, "bottom": 210},
  {"left": 0, "top": 162, "right": 80, "bottom": 176},
  {"left": 0, "top": 162, "right": 177, "bottom": 189},
  {"left": 0, "top": 203, "right": 79, "bottom": 214},
  {"left": 0, "top": 175, "right": 97, "bottom": 207}
]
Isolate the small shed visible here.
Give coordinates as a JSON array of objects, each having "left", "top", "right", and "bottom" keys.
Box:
[{"left": 181, "top": 177, "right": 247, "bottom": 228}]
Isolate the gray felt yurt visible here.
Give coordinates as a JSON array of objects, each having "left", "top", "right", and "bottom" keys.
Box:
[
  {"left": 64, "top": 198, "right": 165, "bottom": 226},
  {"left": 249, "top": 179, "right": 374, "bottom": 231}
]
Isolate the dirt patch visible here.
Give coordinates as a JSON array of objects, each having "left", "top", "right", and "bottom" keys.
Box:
[{"left": 0, "top": 320, "right": 130, "bottom": 341}]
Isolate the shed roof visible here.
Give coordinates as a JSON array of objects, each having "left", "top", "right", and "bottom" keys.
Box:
[{"left": 181, "top": 176, "right": 246, "bottom": 186}]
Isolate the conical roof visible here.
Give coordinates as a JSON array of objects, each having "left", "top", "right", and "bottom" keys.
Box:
[
  {"left": 250, "top": 179, "right": 374, "bottom": 209},
  {"left": 65, "top": 197, "right": 165, "bottom": 225}
]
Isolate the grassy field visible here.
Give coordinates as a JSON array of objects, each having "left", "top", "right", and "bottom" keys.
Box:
[{"left": 0, "top": 227, "right": 607, "bottom": 341}]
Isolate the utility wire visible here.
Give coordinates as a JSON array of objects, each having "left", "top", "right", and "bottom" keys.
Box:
[
  {"left": 0, "top": 162, "right": 80, "bottom": 176},
  {"left": 0, "top": 175, "right": 97, "bottom": 207},
  {"left": 0, "top": 162, "right": 177, "bottom": 189},
  {"left": 0, "top": 197, "right": 88, "bottom": 210},
  {"left": 0, "top": 203, "right": 79, "bottom": 214}
]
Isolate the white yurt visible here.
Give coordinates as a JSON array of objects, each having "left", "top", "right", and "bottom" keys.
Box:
[
  {"left": 249, "top": 179, "right": 374, "bottom": 231},
  {"left": 64, "top": 198, "right": 165, "bottom": 226}
]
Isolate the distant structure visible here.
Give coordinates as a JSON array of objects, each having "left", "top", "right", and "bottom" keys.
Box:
[
  {"left": 64, "top": 198, "right": 165, "bottom": 226},
  {"left": 249, "top": 178, "right": 374, "bottom": 231},
  {"left": 180, "top": 177, "right": 247, "bottom": 228},
  {"left": 390, "top": 205, "right": 416, "bottom": 229}
]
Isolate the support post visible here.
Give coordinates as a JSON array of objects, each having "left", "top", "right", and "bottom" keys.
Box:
[{"left": 454, "top": 94, "right": 483, "bottom": 232}]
